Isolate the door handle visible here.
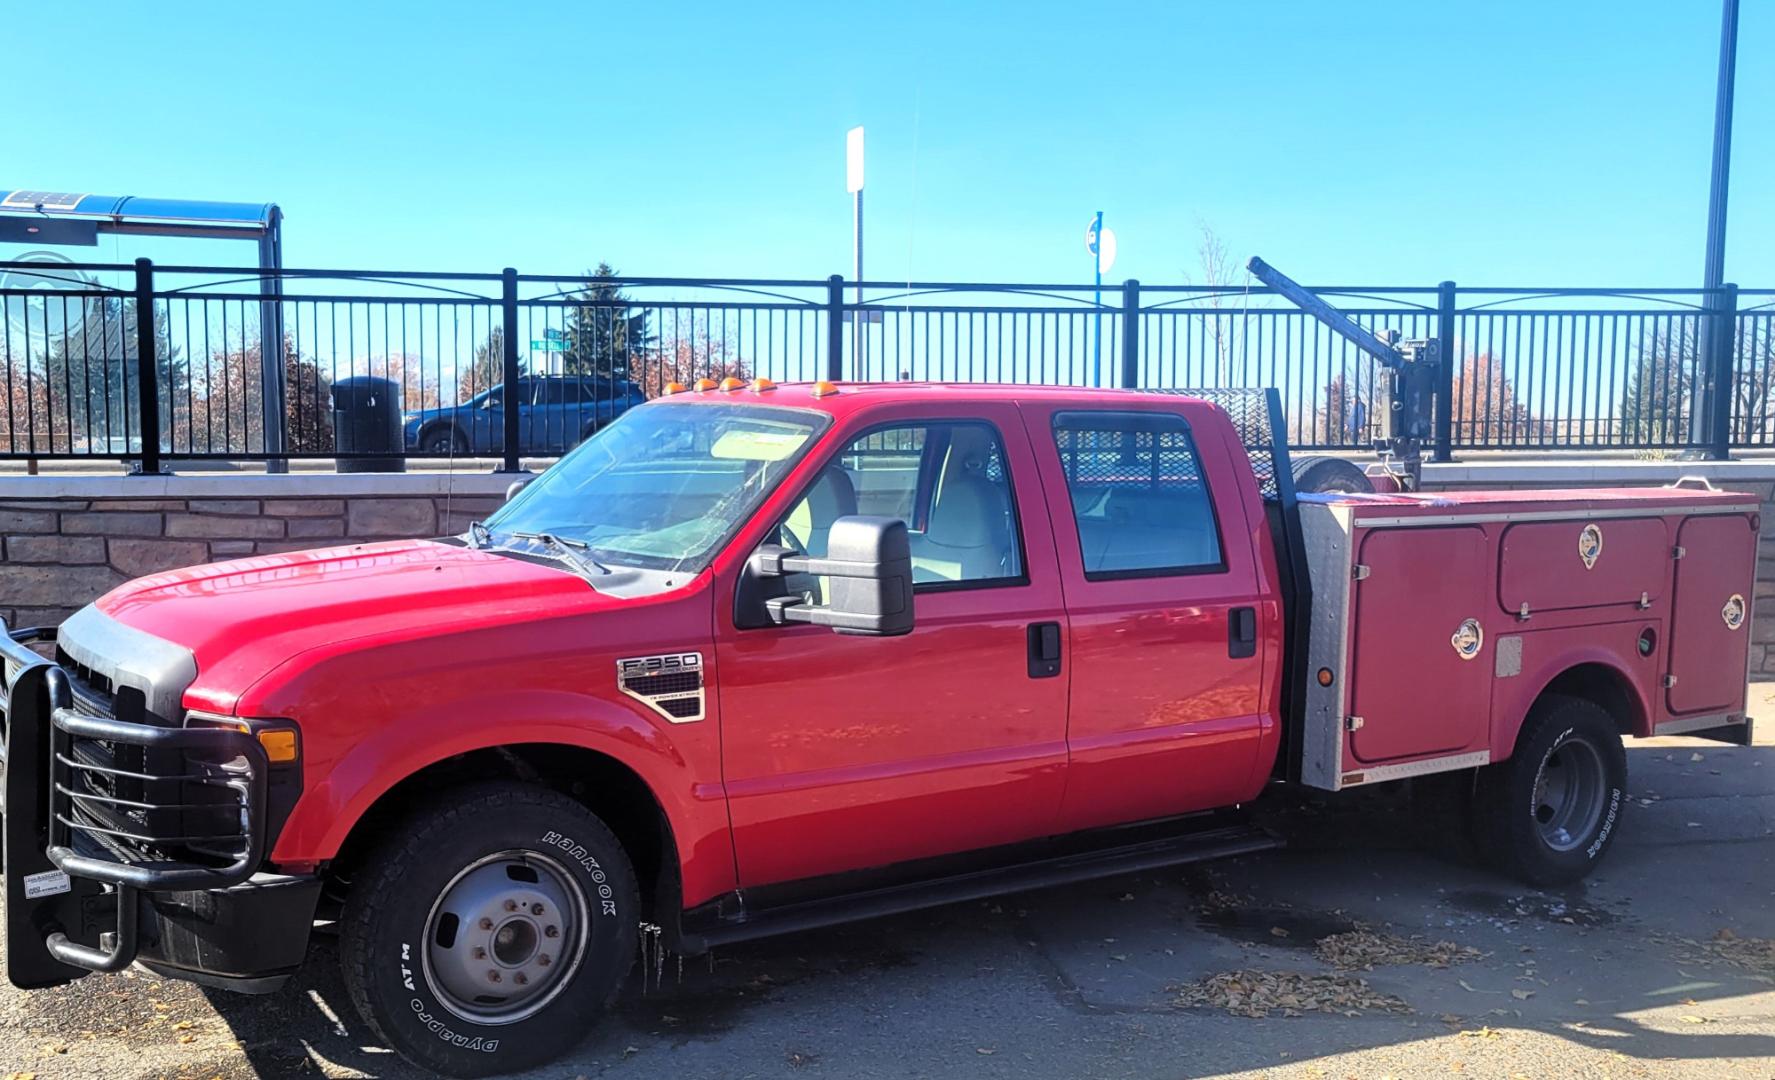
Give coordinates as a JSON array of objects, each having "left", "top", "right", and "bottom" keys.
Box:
[
  {"left": 1228, "top": 607, "right": 1257, "bottom": 659},
  {"left": 1027, "top": 621, "right": 1062, "bottom": 679}
]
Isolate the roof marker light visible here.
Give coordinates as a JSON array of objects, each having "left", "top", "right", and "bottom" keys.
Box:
[
  {"left": 662, "top": 381, "right": 687, "bottom": 395},
  {"left": 811, "top": 381, "right": 839, "bottom": 397},
  {"left": 693, "top": 378, "right": 718, "bottom": 391},
  {"left": 719, "top": 377, "right": 746, "bottom": 392},
  {"left": 751, "top": 378, "right": 776, "bottom": 392}
]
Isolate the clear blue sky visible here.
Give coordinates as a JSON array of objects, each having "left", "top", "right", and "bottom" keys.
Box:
[{"left": 3, "top": 0, "right": 1769, "bottom": 288}]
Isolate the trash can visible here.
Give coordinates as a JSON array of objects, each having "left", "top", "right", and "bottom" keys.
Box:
[{"left": 331, "top": 375, "right": 406, "bottom": 473}]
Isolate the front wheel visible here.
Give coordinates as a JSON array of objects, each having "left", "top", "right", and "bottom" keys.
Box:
[
  {"left": 340, "top": 783, "right": 639, "bottom": 1077},
  {"left": 1474, "top": 695, "right": 1626, "bottom": 886}
]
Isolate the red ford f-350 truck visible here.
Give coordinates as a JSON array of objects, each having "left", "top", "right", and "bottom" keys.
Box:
[{"left": 0, "top": 381, "right": 1758, "bottom": 1075}]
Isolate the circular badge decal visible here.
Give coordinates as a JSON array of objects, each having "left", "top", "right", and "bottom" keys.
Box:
[
  {"left": 1451, "top": 618, "right": 1484, "bottom": 660},
  {"left": 1722, "top": 594, "right": 1746, "bottom": 630},
  {"left": 1578, "top": 523, "right": 1603, "bottom": 570}
]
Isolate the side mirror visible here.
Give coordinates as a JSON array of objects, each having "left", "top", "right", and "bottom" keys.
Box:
[
  {"left": 505, "top": 477, "right": 533, "bottom": 502},
  {"left": 748, "top": 515, "right": 915, "bottom": 636}
]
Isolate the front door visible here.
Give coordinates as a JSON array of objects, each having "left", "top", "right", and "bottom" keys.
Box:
[
  {"left": 1026, "top": 402, "right": 1276, "bottom": 833},
  {"left": 714, "top": 403, "right": 1070, "bottom": 888}
]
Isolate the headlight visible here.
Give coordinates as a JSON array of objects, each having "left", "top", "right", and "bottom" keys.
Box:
[{"left": 402, "top": 413, "right": 422, "bottom": 425}]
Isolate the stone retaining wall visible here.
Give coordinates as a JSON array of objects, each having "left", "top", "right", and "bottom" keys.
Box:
[{"left": 0, "top": 475, "right": 509, "bottom": 628}]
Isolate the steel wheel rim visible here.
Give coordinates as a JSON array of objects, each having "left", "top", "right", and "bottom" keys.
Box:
[
  {"left": 1532, "top": 739, "right": 1606, "bottom": 853},
  {"left": 421, "top": 849, "right": 590, "bottom": 1025}
]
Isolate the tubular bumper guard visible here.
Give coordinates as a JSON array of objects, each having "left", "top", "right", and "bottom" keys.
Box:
[{"left": 2, "top": 621, "right": 270, "bottom": 985}]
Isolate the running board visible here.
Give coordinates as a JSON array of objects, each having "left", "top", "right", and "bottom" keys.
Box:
[{"left": 680, "top": 822, "right": 1280, "bottom": 953}]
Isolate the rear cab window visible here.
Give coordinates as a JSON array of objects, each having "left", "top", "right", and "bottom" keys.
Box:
[{"left": 1050, "top": 410, "right": 1225, "bottom": 579}]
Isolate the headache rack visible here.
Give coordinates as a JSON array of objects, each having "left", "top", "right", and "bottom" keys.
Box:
[{"left": 2, "top": 620, "right": 268, "bottom": 976}]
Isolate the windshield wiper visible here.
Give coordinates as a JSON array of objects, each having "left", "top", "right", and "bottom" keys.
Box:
[
  {"left": 509, "top": 530, "right": 611, "bottom": 577},
  {"left": 466, "top": 519, "right": 491, "bottom": 549}
]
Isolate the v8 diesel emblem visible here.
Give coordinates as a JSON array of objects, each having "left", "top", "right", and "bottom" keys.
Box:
[{"left": 1578, "top": 523, "right": 1603, "bottom": 570}]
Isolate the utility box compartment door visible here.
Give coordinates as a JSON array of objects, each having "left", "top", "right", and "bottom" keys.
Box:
[
  {"left": 1667, "top": 513, "right": 1756, "bottom": 715},
  {"left": 1350, "top": 526, "right": 1490, "bottom": 763},
  {"left": 1497, "top": 517, "right": 1668, "bottom": 615}
]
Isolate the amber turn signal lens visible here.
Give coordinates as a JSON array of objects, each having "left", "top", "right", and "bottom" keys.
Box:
[
  {"left": 257, "top": 729, "right": 300, "bottom": 764},
  {"left": 1316, "top": 667, "right": 1334, "bottom": 687}
]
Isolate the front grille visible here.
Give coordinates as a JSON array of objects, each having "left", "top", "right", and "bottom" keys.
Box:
[{"left": 48, "top": 655, "right": 257, "bottom": 875}]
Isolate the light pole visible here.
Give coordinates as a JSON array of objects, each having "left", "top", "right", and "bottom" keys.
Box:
[
  {"left": 1692, "top": 0, "right": 1740, "bottom": 456},
  {"left": 847, "top": 126, "right": 865, "bottom": 379}
]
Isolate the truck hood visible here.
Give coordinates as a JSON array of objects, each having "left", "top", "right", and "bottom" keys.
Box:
[{"left": 94, "top": 539, "right": 629, "bottom": 708}]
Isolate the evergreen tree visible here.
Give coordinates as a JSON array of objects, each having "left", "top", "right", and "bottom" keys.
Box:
[{"left": 562, "top": 264, "right": 654, "bottom": 380}]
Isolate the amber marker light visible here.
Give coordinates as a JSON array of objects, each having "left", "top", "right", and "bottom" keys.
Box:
[
  {"left": 811, "top": 381, "right": 839, "bottom": 397},
  {"left": 751, "top": 378, "right": 776, "bottom": 392},
  {"left": 719, "top": 377, "right": 746, "bottom": 391},
  {"left": 693, "top": 378, "right": 718, "bottom": 391},
  {"left": 662, "top": 382, "right": 687, "bottom": 395}
]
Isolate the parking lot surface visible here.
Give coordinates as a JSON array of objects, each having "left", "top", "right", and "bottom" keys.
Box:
[{"left": 5, "top": 714, "right": 1772, "bottom": 1080}]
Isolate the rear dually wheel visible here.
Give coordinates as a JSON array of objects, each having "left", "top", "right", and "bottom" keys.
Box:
[{"left": 1474, "top": 694, "right": 1626, "bottom": 886}]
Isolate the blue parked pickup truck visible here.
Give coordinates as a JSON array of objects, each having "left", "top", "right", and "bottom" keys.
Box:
[{"left": 403, "top": 375, "right": 647, "bottom": 456}]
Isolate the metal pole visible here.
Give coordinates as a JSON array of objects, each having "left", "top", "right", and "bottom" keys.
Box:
[
  {"left": 498, "top": 268, "right": 523, "bottom": 473},
  {"left": 853, "top": 188, "right": 864, "bottom": 379},
  {"left": 1432, "top": 280, "right": 1457, "bottom": 462},
  {"left": 131, "top": 258, "right": 161, "bottom": 476},
  {"left": 825, "top": 275, "right": 845, "bottom": 382},
  {"left": 1692, "top": 0, "right": 1739, "bottom": 457},
  {"left": 1092, "top": 210, "right": 1103, "bottom": 387},
  {"left": 258, "top": 207, "right": 288, "bottom": 473},
  {"left": 1119, "top": 279, "right": 1140, "bottom": 389}
]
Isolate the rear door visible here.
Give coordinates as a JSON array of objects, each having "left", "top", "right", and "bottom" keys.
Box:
[
  {"left": 1667, "top": 513, "right": 1757, "bottom": 715},
  {"left": 1026, "top": 401, "right": 1274, "bottom": 833}
]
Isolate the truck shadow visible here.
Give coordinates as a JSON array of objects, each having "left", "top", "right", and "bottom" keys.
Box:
[{"left": 199, "top": 741, "right": 1774, "bottom": 1078}]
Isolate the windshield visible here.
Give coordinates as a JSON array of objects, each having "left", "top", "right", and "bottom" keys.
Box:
[{"left": 482, "top": 401, "right": 829, "bottom": 574}]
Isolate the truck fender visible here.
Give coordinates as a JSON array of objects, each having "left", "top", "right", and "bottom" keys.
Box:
[
  {"left": 1491, "top": 644, "right": 1651, "bottom": 761},
  {"left": 272, "top": 688, "right": 698, "bottom": 867}
]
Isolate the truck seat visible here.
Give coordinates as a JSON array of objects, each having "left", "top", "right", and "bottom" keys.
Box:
[{"left": 910, "top": 429, "right": 1016, "bottom": 582}]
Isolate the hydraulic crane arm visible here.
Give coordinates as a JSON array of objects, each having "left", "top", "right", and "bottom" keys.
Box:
[{"left": 1245, "top": 256, "right": 1439, "bottom": 490}]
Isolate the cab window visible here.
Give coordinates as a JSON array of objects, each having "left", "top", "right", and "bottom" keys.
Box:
[
  {"left": 1051, "top": 411, "right": 1224, "bottom": 579},
  {"left": 778, "top": 421, "right": 1023, "bottom": 588}
]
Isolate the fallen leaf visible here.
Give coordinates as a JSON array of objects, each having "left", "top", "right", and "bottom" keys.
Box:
[
  {"left": 1679, "top": 1015, "right": 1710, "bottom": 1024},
  {"left": 976, "top": 1047, "right": 996, "bottom": 1055},
  {"left": 1511, "top": 989, "right": 1535, "bottom": 1001},
  {"left": 1269, "top": 926, "right": 1291, "bottom": 938},
  {"left": 1458, "top": 980, "right": 1501, "bottom": 994}
]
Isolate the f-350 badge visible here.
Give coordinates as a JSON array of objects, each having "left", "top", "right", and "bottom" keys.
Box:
[{"left": 1578, "top": 523, "right": 1603, "bottom": 570}]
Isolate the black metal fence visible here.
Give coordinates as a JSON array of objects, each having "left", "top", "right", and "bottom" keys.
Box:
[{"left": 1, "top": 258, "right": 1769, "bottom": 471}]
